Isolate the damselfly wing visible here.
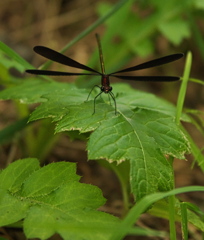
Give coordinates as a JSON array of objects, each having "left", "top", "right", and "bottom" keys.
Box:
[{"left": 26, "top": 34, "right": 183, "bottom": 114}]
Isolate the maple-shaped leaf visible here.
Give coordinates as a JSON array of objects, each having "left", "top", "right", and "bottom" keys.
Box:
[
  {"left": 0, "top": 158, "right": 119, "bottom": 240},
  {"left": 0, "top": 79, "right": 84, "bottom": 104},
  {"left": 25, "top": 82, "right": 190, "bottom": 200},
  {"left": 0, "top": 79, "right": 190, "bottom": 200},
  {"left": 158, "top": 17, "right": 190, "bottom": 45}
]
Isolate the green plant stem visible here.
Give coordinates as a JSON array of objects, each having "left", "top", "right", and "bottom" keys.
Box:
[
  {"left": 110, "top": 186, "right": 204, "bottom": 240},
  {"left": 172, "top": 51, "right": 192, "bottom": 239},
  {"left": 41, "top": 0, "right": 129, "bottom": 70},
  {"left": 166, "top": 52, "right": 192, "bottom": 239},
  {"left": 190, "top": 77, "right": 204, "bottom": 85},
  {"left": 167, "top": 155, "right": 177, "bottom": 240},
  {"left": 176, "top": 53, "right": 204, "bottom": 170},
  {"left": 175, "top": 51, "right": 192, "bottom": 124},
  {"left": 110, "top": 163, "right": 130, "bottom": 215},
  {"left": 14, "top": 102, "right": 60, "bottom": 161},
  {"left": 180, "top": 202, "right": 188, "bottom": 240},
  {"left": 169, "top": 195, "right": 177, "bottom": 240},
  {"left": 14, "top": 101, "right": 35, "bottom": 155},
  {"left": 30, "top": 120, "right": 60, "bottom": 162}
]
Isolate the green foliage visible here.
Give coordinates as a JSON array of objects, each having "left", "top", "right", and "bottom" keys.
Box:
[
  {"left": 1, "top": 159, "right": 204, "bottom": 240},
  {"left": 158, "top": 18, "right": 190, "bottom": 45},
  {"left": 149, "top": 199, "right": 204, "bottom": 233},
  {"left": 110, "top": 186, "right": 204, "bottom": 240},
  {"left": 0, "top": 117, "right": 29, "bottom": 144},
  {"left": 0, "top": 79, "right": 190, "bottom": 200},
  {"left": 0, "top": 42, "right": 32, "bottom": 73},
  {"left": 0, "top": 159, "right": 119, "bottom": 240},
  {"left": 1, "top": 0, "right": 204, "bottom": 238},
  {"left": 75, "top": 0, "right": 204, "bottom": 86}
]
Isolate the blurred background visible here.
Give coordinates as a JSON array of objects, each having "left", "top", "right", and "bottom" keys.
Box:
[
  {"left": 1, "top": 0, "right": 204, "bottom": 99},
  {"left": 1, "top": 0, "right": 204, "bottom": 239}
]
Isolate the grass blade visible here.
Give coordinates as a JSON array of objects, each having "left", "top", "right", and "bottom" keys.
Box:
[
  {"left": 176, "top": 51, "right": 192, "bottom": 124},
  {"left": 110, "top": 186, "right": 204, "bottom": 240}
]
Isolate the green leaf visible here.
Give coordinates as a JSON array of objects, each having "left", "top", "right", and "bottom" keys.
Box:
[
  {"left": 195, "top": 0, "right": 204, "bottom": 9},
  {"left": 27, "top": 82, "right": 189, "bottom": 200},
  {"left": 0, "top": 159, "right": 118, "bottom": 240},
  {"left": 87, "top": 111, "right": 181, "bottom": 199},
  {"left": 0, "top": 79, "right": 190, "bottom": 200},
  {"left": 110, "top": 186, "right": 204, "bottom": 240},
  {"left": 158, "top": 17, "right": 191, "bottom": 45},
  {"left": 21, "top": 161, "right": 80, "bottom": 197},
  {"left": 89, "top": 0, "right": 191, "bottom": 78},
  {"left": 0, "top": 79, "right": 81, "bottom": 104},
  {"left": 131, "top": 39, "right": 154, "bottom": 57},
  {"left": 0, "top": 188, "right": 30, "bottom": 225},
  {"left": 0, "top": 42, "right": 33, "bottom": 73},
  {"left": 0, "top": 158, "right": 40, "bottom": 192},
  {"left": 149, "top": 199, "right": 204, "bottom": 232}
]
